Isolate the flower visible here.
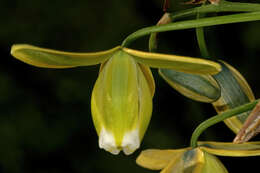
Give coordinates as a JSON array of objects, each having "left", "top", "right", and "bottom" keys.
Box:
[
  {"left": 136, "top": 141, "right": 260, "bottom": 173},
  {"left": 10, "top": 44, "right": 221, "bottom": 155}
]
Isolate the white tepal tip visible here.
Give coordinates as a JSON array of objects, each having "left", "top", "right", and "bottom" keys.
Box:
[
  {"left": 121, "top": 129, "right": 140, "bottom": 155},
  {"left": 98, "top": 128, "right": 140, "bottom": 155},
  {"left": 99, "top": 128, "right": 120, "bottom": 155}
]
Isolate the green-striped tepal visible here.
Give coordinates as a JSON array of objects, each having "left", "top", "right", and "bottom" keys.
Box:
[{"left": 137, "top": 141, "right": 260, "bottom": 173}]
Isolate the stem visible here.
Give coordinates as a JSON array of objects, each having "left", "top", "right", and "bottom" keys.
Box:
[
  {"left": 196, "top": 12, "right": 210, "bottom": 58},
  {"left": 122, "top": 11, "right": 260, "bottom": 47},
  {"left": 169, "top": 0, "right": 260, "bottom": 21},
  {"left": 190, "top": 99, "right": 260, "bottom": 148}
]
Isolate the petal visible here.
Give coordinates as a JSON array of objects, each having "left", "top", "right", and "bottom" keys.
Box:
[
  {"left": 161, "top": 148, "right": 204, "bottom": 173},
  {"left": 11, "top": 44, "right": 120, "bottom": 68},
  {"left": 136, "top": 148, "right": 189, "bottom": 170},
  {"left": 202, "top": 151, "right": 228, "bottom": 173},
  {"left": 212, "top": 61, "right": 255, "bottom": 133},
  {"left": 159, "top": 68, "right": 220, "bottom": 103},
  {"left": 138, "top": 64, "right": 155, "bottom": 96},
  {"left": 198, "top": 141, "right": 260, "bottom": 157},
  {"left": 123, "top": 48, "right": 221, "bottom": 75}
]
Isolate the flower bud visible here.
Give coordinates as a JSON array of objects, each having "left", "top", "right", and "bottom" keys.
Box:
[{"left": 91, "top": 50, "right": 153, "bottom": 155}]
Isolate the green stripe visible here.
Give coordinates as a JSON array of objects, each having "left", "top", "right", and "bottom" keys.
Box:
[
  {"left": 199, "top": 143, "right": 260, "bottom": 151},
  {"left": 159, "top": 68, "right": 220, "bottom": 101},
  {"left": 213, "top": 62, "right": 251, "bottom": 122}
]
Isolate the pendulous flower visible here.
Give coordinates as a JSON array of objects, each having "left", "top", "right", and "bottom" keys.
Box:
[
  {"left": 11, "top": 44, "right": 221, "bottom": 155},
  {"left": 136, "top": 141, "right": 260, "bottom": 173}
]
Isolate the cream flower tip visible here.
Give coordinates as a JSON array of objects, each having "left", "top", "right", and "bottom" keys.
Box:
[
  {"left": 122, "top": 129, "right": 140, "bottom": 155},
  {"left": 98, "top": 128, "right": 120, "bottom": 155},
  {"left": 98, "top": 128, "right": 140, "bottom": 155}
]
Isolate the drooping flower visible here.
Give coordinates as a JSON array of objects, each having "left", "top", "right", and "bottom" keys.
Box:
[
  {"left": 136, "top": 141, "right": 260, "bottom": 173},
  {"left": 11, "top": 44, "right": 221, "bottom": 155}
]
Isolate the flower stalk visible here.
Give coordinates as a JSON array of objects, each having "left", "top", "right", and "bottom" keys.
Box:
[
  {"left": 122, "top": 1, "right": 260, "bottom": 47},
  {"left": 190, "top": 99, "right": 260, "bottom": 148}
]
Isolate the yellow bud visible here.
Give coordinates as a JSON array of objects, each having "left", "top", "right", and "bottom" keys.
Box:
[{"left": 91, "top": 50, "right": 153, "bottom": 155}]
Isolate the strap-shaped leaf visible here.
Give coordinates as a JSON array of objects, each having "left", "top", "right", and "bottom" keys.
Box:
[
  {"left": 123, "top": 48, "right": 221, "bottom": 75},
  {"left": 159, "top": 68, "right": 220, "bottom": 103},
  {"left": 136, "top": 148, "right": 189, "bottom": 170},
  {"left": 11, "top": 44, "right": 121, "bottom": 68},
  {"left": 198, "top": 141, "right": 260, "bottom": 157}
]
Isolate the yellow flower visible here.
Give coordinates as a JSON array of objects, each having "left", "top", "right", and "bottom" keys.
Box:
[
  {"left": 10, "top": 44, "right": 221, "bottom": 155},
  {"left": 137, "top": 141, "right": 260, "bottom": 173}
]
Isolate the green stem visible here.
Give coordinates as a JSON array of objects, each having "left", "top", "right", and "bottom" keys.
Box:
[
  {"left": 148, "top": 32, "right": 158, "bottom": 52},
  {"left": 196, "top": 12, "right": 210, "bottom": 58},
  {"left": 169, "top": 0, "right": 260, "bottom": 21},
  {"left": 190, "top": 99, "right": 260, "bottom": 148},
  {"left": 122, "top": 11, "right": 260, "bottom": 47}
]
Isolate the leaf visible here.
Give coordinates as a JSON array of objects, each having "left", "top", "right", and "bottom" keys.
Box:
[
  {"left": 11, "top": 44, "right": 120, "bottom": 68},
  {"left": 123, "top": 48, "right": 221, "bottom": 75}
]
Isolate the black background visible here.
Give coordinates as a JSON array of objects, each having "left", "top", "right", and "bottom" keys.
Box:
[{"left": 0, "top": 0, "right": 260, "bottom": 172}]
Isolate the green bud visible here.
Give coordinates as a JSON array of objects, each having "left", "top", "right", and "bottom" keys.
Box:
[{"left": 91, "top": 50, "right": 153, "bottom": 155}]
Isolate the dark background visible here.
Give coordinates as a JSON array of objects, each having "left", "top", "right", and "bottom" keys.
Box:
[{"left": 1, "top": 0, "right": 260, "bottom": 172}]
